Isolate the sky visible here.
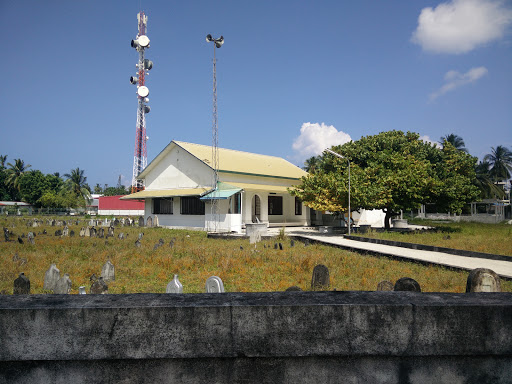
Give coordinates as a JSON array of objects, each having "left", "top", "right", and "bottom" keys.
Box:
[{"left": 1, "top": 0, "right": 511, "bottom": 188}]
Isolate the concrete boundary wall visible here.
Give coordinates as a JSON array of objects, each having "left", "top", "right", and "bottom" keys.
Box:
[{"left": 1, "top": 292, "right": 512, "bottom": 383}]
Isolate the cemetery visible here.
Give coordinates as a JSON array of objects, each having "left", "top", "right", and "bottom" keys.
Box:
[{"left": 1, "top": 215, "right": 512, "bottom": 382}]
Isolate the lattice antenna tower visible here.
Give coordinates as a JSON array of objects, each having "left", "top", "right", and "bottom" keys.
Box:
[
  {"left": 206, "top": 34, "right": 224, "bottom": 232},
  {"left": 129, "top": 11, "right": 153, "bottom": 193}
]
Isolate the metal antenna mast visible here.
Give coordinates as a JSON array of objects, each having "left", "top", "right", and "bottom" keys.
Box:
[
  {"left": 206, "top": 34, "right": 224, "bottom": 232},
  {"left": 130, "top": 11, "right": 153, "bottom": 193}
]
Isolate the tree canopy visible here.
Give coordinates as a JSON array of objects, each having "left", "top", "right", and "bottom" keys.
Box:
[{"left": 290, "top": 131, "right": 480, "bottom": 229}]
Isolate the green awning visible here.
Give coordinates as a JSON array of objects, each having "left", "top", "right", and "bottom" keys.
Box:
[{"left": 200, "top": 182, "right": 242, "bottom": 201}]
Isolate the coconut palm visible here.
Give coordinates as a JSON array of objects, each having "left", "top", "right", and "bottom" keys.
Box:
[
  {"left": 440, "top": 134, "right": 467, "bottom": 152},
  {"left": 304, "top": 156, "right": 320, "bottom": 173},
  {"left": 474, "top": 160, "right": 505, "bottom": 199},
  {"left": 64, "top": 167, "right": 91, "bottom": 205},
  {"left": 484, "top": 146, "right": 512, "bottom": 182},
  {"left": 0, "top": 155, "right": 7, "bottom": 169},
  {"left": 6, "top": 158, "right": 31, "bottom": 192}
]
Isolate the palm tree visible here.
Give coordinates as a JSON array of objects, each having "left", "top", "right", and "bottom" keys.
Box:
[
  {"left": 6, "top": 158, "right": 31, "bottom": 192},
  {"left": 0, "top": 155, "right": 7, "bottom": 169},
  {"left": 64, "top": 167, "right": 91, "bottom": 205},
  {"left": 304, "top": 156, "right": 320, "bottom": 173},
  {"left": 474, "top": 160, "right": 505, "bottom": 199},
  {"left": 440, "top": 134, "right": 467, "bottom": 152},
  {"left": 484, "top": 145, "right": 512, "bottom": 182}
]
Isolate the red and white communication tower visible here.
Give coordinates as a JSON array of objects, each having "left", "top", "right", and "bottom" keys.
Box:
[{"left": 129, "top": 11, "right": 153, "bottom": 193}]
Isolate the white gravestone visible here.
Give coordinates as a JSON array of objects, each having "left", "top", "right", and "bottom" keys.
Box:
[
  {"left": 166, "top": 274, "right": 183, "bottom": 293},
  {"left": 205, "top": 276, "right": 225, "bottom": 293}
]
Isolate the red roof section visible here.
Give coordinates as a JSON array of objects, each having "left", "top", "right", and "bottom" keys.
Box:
[{"left": 98, "top": 195, "right": 144, "bottom": 210}]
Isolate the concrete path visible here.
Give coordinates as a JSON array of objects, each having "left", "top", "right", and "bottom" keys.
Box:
[{"left": 283, "top": 228, "right": 512, "bottom": 279}]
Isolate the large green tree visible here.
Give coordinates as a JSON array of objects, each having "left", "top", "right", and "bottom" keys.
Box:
[
  {"left": 291, "top": 131, "right": 480, "bottom": 229},
  {"left": 18, "top": 171, "right": 64, "bottom": 207}
]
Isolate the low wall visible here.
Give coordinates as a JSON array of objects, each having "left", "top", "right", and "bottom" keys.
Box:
[{"left": 1, "top": 292, "right": 511, "bottom": 383}]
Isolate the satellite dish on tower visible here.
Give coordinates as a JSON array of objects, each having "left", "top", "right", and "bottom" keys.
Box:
[
  {"left": 143, "top": 59, "right": 153, "bottom": 70},
  {"left": 137, "top": 86, "right": 149, "bottom": 97},
  {"left": 130, "top": 76, "right": 138, "bottom": 84},
  {"left": 131, "top": 35, "right": 150, "bottom": 49}
]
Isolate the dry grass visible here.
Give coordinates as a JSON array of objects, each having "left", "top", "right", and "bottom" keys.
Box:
[
  {"left": 1, "top": 217, "right": 511, "bottom": 294},
  {"left": 355, "top": 219, "right": 512, "bottom": 256}
]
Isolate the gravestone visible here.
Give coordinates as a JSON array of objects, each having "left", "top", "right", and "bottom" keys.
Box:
[
  {"left": 135, "top": 239, "right": 141, "bottom": 248},
  {"left": 114, "top": 219, "right": 120, "bottom": 227},
  {"left": 394, "top": 277, "right": 421, "bottom": 292},
  {"left": 166, "top": 274, "right": 183, "bottom": 293},
  {"left": 98, "top": 228, "right": 104, "bottom": 238},
  {"left": 84, "top": 227, "right": 90, "bottom": 237},
  {"left": 274, "top": 243, "right": 278, "bottom": 249},
  {"left": 101, "top": 260, "right": 115, "bottom": 282},
  {"left": 108, "top": 227, "right": 114, "bottom": 237},
  {"left": 70, "top": 230, "right": 75, "bottom": 237},
  {"left": 249, "top": 230, "right": 261, "bottom": 245},
  {"left": 205, "top": 276, "right": 225, "bottom": 293},
  {"left": 279, "top": 243, "right": 283, "bottom": 250},
  {"left": 78, "top": 286, "right": 86, "bottom": 294},
  {"left": 18, "top": 236, "right": 23, "bottom": 244},
  {"left": 377, "top": 281, "right": 394, "bottom": 291},
  {"left": 90, "top": 227, "right": 97, "bottom": 238},
  {"left": 465, "top": 268, "right": 501, "bottom": 292},
  {"left": 44, "top": 264, "right": 60, "bottom": 292},
  {"left": 159, "top": 238, "right": 165, "bottom": 246},
  {"left": 290, "top": 240, "right": 295, "bottom": 247},
  {"left": 62, "top": 226, "right": 69, "bottom": 237},
  {"left": 311, "top": 264, "right": 330, "bottom": 290},
  {"left": 54, "top": 274, "right": 72, "bottom": 294},
  {"left": 79, "top": 227, "right": 85, "bottom": 237},
  {"left": 169, "top": 238, "right": 175, "bottom": 248},
  {"left": 118, "top": 233, "right": 125, "bottom": 240},
  {"left": 27, "top": 232, "right": 35, "bottom": 245},
  {"left": 146, "top": 216, "right": 153, "bottom": 228},
  {"left": 13, "top": 273, "right": 30, "bottom": 294},
  {"left": 138, "top": 233, "right": 144, "bottom": 240},
  {"left": 4, "top": 228, "right": 10, "bottom": 242},
  {"left": 90, "top": 276, "right": 108, "bottom": 294},
  {"left": 138, "top": 216, "right": 144, "bottom": 227},
  {"left": 153, "top": 215, "right": 159, "bottom": 227},
  {"left": 285, "top": 286, "right": 302, "bottom": 292},
  {"left": 54, "top": 229, "right": 62, "bottom": 237}
]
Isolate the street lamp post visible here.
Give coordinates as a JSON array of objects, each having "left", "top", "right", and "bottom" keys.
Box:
[{"left": 324, "top": 149, "right": 350, "bottom": 235}]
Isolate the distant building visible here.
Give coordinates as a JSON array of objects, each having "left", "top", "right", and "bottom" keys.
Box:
[
  {"left": 122, "top": 140, "right": 309, "bottom": 232},
  {"left": 98, "top": 195, "right": 144, "bottom": 216},
  {"left": 0, "top": 201, "right": 33, "bottom": 215}
]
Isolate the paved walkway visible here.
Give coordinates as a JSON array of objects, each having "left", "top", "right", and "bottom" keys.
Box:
[{"left": 279, "top": 228, "right": 512, "bottom": 279}]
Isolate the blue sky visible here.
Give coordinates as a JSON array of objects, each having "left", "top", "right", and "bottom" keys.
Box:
[{"left": 1, "top": 0, "right": 511, "bottom": 188}]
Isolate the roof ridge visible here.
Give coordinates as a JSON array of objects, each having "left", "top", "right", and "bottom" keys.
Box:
[{"left": 173, "top": 140, "right": 288, "bottom": 161}]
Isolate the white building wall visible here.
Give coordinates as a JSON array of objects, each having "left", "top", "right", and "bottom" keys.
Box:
[
  {"left": 144, "top": 197, "right": 206, "bottom": 230},
  {"left": 145, "top": 147, "right": 214, "bottom": 190}
]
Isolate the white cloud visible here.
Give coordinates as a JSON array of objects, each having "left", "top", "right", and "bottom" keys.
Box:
[
  {"left": 430, "top": 66, "right": 488, "bottom": 100},
  {"left": 292, "top": 122, "right": 351, "bottom": 163},
  {"left": 411, "top": 0, "right": 512, "bottom": 54},
  {"left": 419, "top": 135, "right": 437, "bottom": 146}
]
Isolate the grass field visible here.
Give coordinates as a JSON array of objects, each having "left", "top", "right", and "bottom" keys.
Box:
[
  {"left": 1, "top": 217, "right": 511, "bottom": 294},
  {"left": 354, "top": 219, "right": 512, "bottom": 256}
]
